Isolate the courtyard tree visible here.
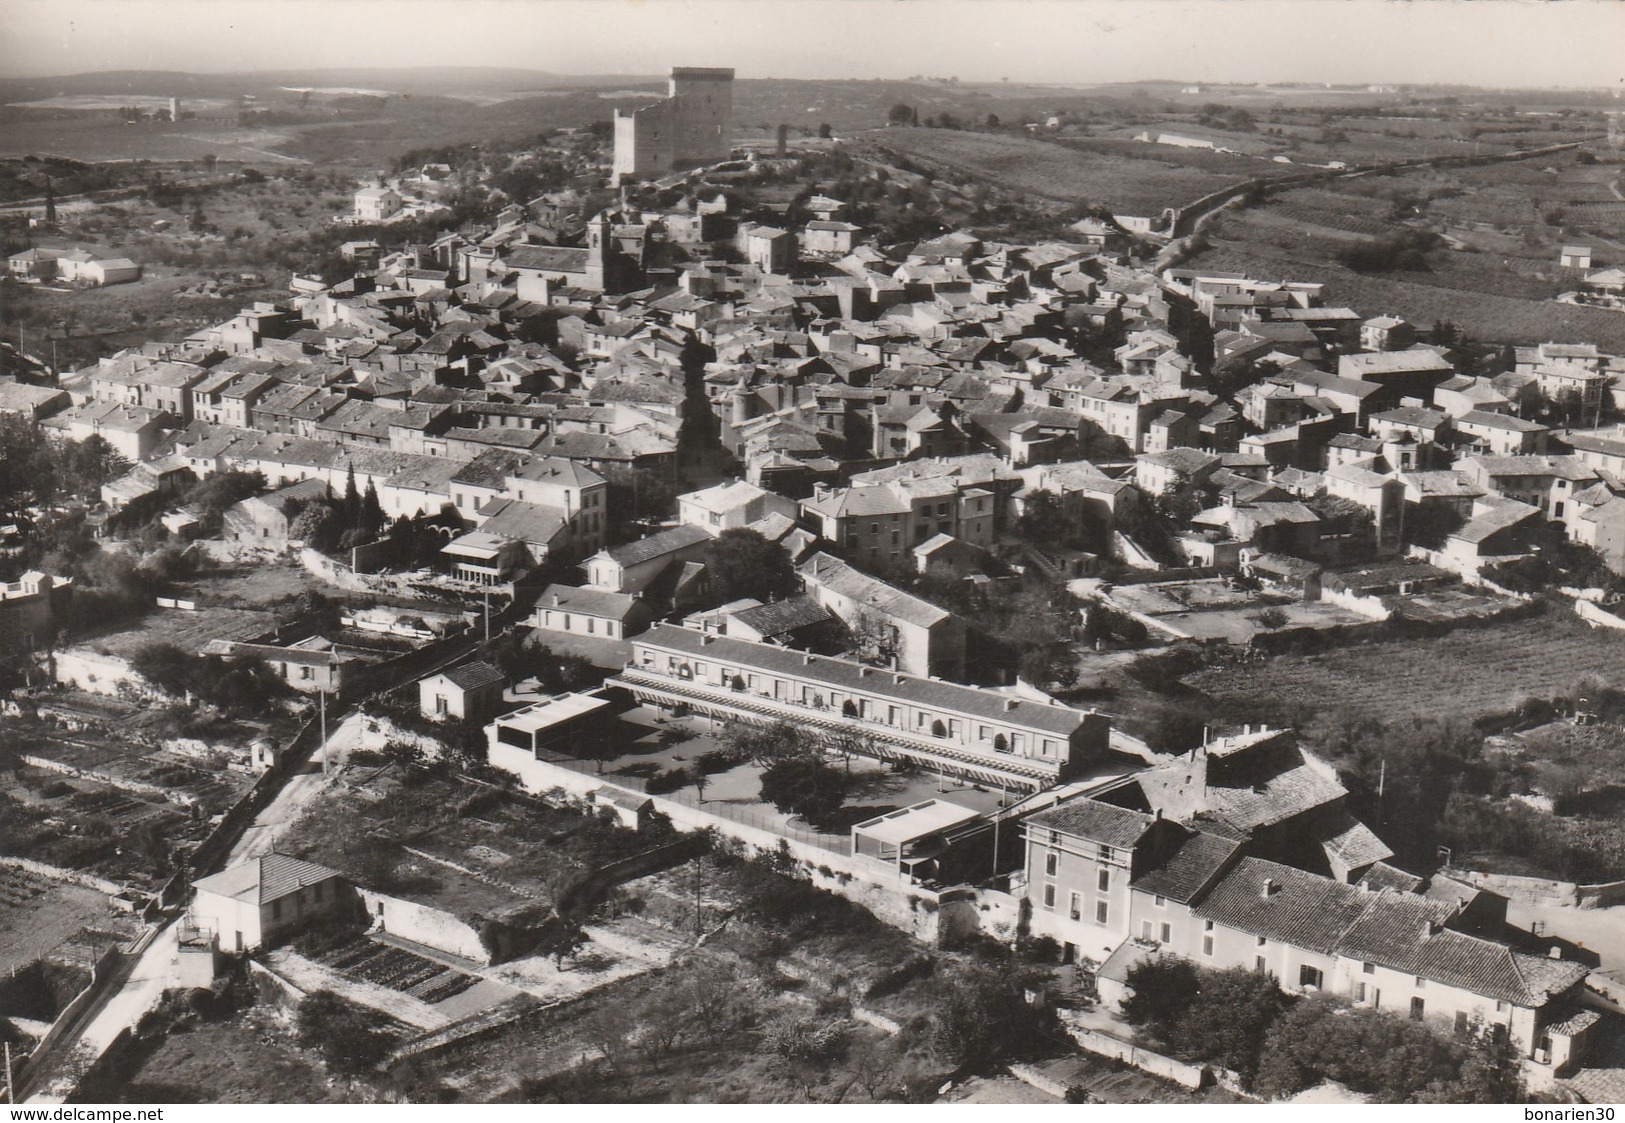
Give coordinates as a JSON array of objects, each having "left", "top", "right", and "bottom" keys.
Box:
[
  {"left": 758, "top": 754, "right": 848, "bottom": 823},
  {"left": 704, "top": 528, "right": 798, "bottom": 604}
]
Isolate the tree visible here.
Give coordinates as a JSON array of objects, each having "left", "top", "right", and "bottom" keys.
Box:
[
  {"left": 1168, "top": 965, "right": 1289, "bottom": 1088},
  {"left": 887, "top": 103, "right": 916, "bottom": 127},
  {"left": 1018, "top": 489, "right": 1072, "bottom": 548},
  {"left": 1253, "top": 992, "right": 1501, "bottom": 1102},
  {"left": 928, "top": 960, "right": 1056, "bottom": 1068},
  {"left": 759, "top": 755, "right": 848, "bottom": 822},
  {"left": 718, "top": 719, "right": 814, "bottom": 765},
  {"left": 704, "top": 528, "right": 797, "bottom": 604},
  {"left": 44, "top": 177, "right": 57, "bottom": 226},
  {"left": 1120, "top": 955, "right": 1202, "bottom": 1043},
  {"left": 341, "top": 465, "right": 361, "bottom": 527},
  {"left": 985, "top": 113, "right": 1000, "bottom": 129},
  {"left": 289, "top": 500, "right": 340, "bottom": 552},
  {"left": 360, "top": 480, "right": 385, "bottom": 538},
  {"left": 818, "top": 122, "right": 833, "bottom": 139}
]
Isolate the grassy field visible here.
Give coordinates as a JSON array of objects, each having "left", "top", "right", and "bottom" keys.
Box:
[
  {"left": 864, "top": 127, "right": 1245, "bottom": 216},
  {"left": 1185, "top": 612, "right": 1625, "bottom": 726}
]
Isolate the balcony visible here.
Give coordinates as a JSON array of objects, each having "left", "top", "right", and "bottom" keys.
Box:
[{"left": 607, "top": 666, "right": 1056, "bottom": 789}]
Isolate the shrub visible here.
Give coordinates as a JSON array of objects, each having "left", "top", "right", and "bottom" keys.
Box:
[
  {"left": 646, "top": 766, "right": 692, "bottom": 795},
  {"left": 295, "top": 990, "right": 395, "bottom": 1074}
]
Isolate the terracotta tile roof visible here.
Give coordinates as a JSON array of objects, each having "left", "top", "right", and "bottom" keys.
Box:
[
  {"left": 1131, "top": 829, "right": 1245, "bottom": 903},
  {"left": 1026, "top": 799, "right": 1155, "bottom": 850},
  {"left": 192, "top": 853, "right": 342, "bottom": 905}
]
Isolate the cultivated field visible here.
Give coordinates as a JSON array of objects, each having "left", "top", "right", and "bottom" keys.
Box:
[
  {"left": 1185, "top": 612, "right": 1625, "bottom": 726},
  {"left": 864, "top": 127, "right": 1245, "bottom": 216},
  {"left": 0, "top": 866, "right": 131, "bottom": 974}
]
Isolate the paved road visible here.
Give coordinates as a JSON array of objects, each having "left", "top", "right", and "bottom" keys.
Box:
[
  {"left": 27, "top": 924, "right": 180, "bottom": 1104},
  {"left": 228, "top": 721, "right": 342, "bottom": 863}
]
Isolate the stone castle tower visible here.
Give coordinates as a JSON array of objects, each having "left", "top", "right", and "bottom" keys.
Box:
[{"left": 612, "top": 67, "right": 734, "bottom": 185}]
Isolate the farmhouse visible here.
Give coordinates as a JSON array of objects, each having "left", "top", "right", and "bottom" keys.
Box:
[{"left": 190, "top": 854, "right": 351, "bottom": 953}]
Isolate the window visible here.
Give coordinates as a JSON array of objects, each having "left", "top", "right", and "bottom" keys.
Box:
[
  {"left": 1257, "top": 936, "right": 1267, "bottom": 948},
  {"left": 1042, "top": 884, "right": 1055, "bottom": 910},
  {"left": 1415, "top": 977, "right": 1425, "bottom": 990},
  {"left": 1160, "top": 922, "right": 1171, "bottom": 944},
  {"left": 1362, "top": 962, "right": 1376, "bottom": 975},
  {"left": 1410, "top": 997, "right": 1425, "bottom": 1021},
  {"left": 1154, "top": 895, "right": 1166, "bottom": 908},
  {"left": 300, "top": 666, "right": 314, "bottom": 681},
  {"left": 1042, "top": 739, "right": 1057, "bottom": 757},
  {"left": 1495, "top": 1000, "right": 1507, "bottom": 1014},
  {"left": 1097, "top": 844, "right": 1113, "bottom": 861},
  {"left": 978, "top": 725, "right": 992, "bottom": 741},
  {"left": 1356, "top": 982, "right": 1367, "bottom": 1004},
  {"left": 1045, "top": 852, "right": 1058, "bottom": 876},
  {"left": 1299, "top": 965, "right": 1323, "bottom": 990},
  {"left": 586, "top": 618, "right": 595, "bottom": 635},
  {"left": 434, "top": 695, "right": 447, "bottom": 716},
  {"left": 1203, "top": 933, "right": 1214, "bottom": 956},
  {"left": 1454, "top": 1011, "right": 1469, "bottom": 1035},
  {"left": 1047, "top": 829, "right": 1061, "bottom": 846},
  {"left": 1140, "top": 920, "right": 1153, "bottom": 940},
  {"left": 1069, "top": 892, "right": 1081, "bottom": 921},
  {"left": 1097, "top": 869, "right": 1109, "bottom": 893},
  {"left": 1255, "top": 956, "right": 1266, "bottom": 974}
]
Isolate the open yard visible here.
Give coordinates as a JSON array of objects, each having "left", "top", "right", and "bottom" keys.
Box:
[{"left": 1185, "top": 611, "right": 1625, "bottom": 726}]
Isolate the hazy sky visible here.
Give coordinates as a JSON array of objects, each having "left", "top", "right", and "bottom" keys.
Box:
[{"left": 1, "top": 0, "right": 1622, "bottom": 88}]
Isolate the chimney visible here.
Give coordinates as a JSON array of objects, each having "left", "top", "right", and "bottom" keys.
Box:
[
  {"left": 802, "top": 653, "right": 812, "bottom": 665},
  {"left": 551, "top": 595, "right": 560, "bottom": 607},
  {"left": 1261, "top": 878, "right": 1279, "bottom": 898},
  {"left": 1004, "top": 698, "right": 1018, "bottom": 712},
  {"left": 1549, "top": 946, "right": 1563, "bottom": 960}
]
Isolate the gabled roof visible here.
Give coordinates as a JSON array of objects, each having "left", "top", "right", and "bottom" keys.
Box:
[
  {"left": 1131, "top": 828, "right": 1245, "bottom": 904},
  {"left": 192, "top": 853, "right": 342, "bottom": 905},
  {"left": 538, "top": 582, "right": 645, "bottom": 621},
  {"left": 598, "top": 523, "right": 712, "bottom": 567},
  {"left": 1027, "top": 798, "right": 1155, "bottom": 850},
  {"left": 433, "top": 660, "right": 506, "bottom": 692},
  {"left": 799, "top": 552, "right": 950, "bottom": 629}
]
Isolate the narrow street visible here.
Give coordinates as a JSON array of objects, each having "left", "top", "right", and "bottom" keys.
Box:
[{"left": 27, "top": 925, "right": 180, "bottom": 1104}]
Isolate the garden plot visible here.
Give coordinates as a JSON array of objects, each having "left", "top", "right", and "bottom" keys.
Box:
[
  {"left": 0, "top": 866, "right": 129, "bottom": 974},
  {"left": 312, "top": 935, "right": 482, "bottom": 1006}
]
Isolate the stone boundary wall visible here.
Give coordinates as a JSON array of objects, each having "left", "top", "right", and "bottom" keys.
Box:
[
  {"left": 1060, "top": 1017, "right": 1207, "bottom": 1090},
  {"left": 0, "top": 853, "right": 127, "bottom": 897}
]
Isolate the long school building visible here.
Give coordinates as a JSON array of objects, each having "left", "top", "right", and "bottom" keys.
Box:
[{"left": 608, "top": 623, "right": 1108, "bottom": 789}]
